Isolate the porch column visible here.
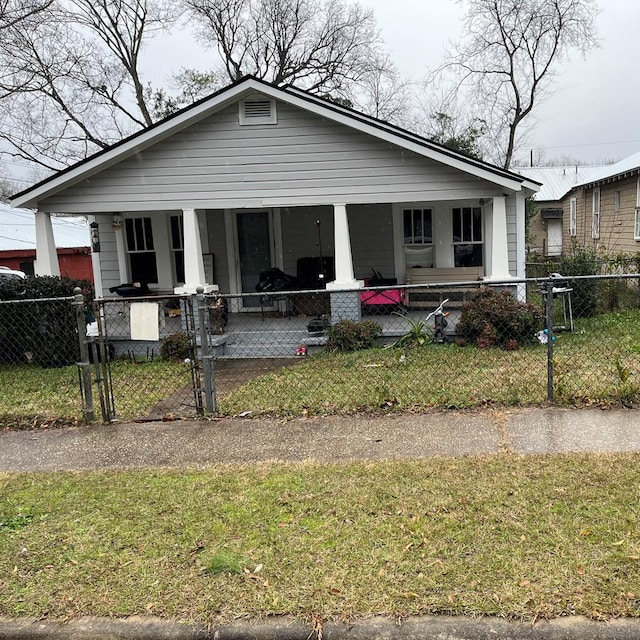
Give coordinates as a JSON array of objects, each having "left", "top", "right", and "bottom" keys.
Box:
[
  {"left": 326, "top": 204, "right": 363, "bottom": 323},
  {"left": 326, "top": 204, "right": 361, "bottom": 289},
  {"left": 485, "top": 196, "right": 511, "bottom": 281},
  {"left": 174, "top": 208, "right": 217, "bottom": 294},
  {"left": 34, "top": 210, "right": 60, "bottom": 276}
]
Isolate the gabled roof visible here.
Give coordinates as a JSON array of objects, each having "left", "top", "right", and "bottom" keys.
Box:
[
  {"left": 517, "top": 165, "right": 607, "bottom": 201},
  {"left": 0, "top": 204, "right": 89, "bottom": 251},
  {"left": 11, "top": 76, "right": 539, "bottom": 209}
]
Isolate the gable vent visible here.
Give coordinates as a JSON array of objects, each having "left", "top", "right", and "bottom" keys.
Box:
[{"left": 239, "top": 97, "right": 277, "bottom": 125}]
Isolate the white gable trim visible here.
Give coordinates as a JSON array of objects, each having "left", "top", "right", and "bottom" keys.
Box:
[{"left": 12, "top": 78, "right": 535, "bottom": 209}]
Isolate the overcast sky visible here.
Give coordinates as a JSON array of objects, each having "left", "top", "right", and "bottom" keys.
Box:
[{"left": 143, "top": 0, "right": 637, "bottom": 166}]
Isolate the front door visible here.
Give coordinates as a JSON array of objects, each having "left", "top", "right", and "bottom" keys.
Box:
[
  {"left": 235, "top": 210, "right": 273, "bottom": 308},
  {"left": 547, "top": 219, "right": 562, "bottom": 257}
]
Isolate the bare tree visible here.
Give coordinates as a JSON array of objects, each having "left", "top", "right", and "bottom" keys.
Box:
[
  {"left": 0, "top": 0, "right": 175, "bottom": 171},
  {"left": 346, "top": 54, "right": 415, "bottom": 126},
  {"left": 182, "top": 0, "right": 388, "bottom": 102},
  {"left": 0, "top": 0, "right": 52, "bottom": 30},
  {"left": 440, "top": 0, "right": 598, "bottom": 169}
]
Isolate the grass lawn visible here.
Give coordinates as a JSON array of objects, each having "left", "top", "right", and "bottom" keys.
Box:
[
  {"left": 1, "top": 454, "right": 639, "bottom": 624},
  {"left": 218, "top": 310, "right": 640, "bottom": 416},
  {"left": 0, "top": 360, "right": 193, "bottom": 427}
]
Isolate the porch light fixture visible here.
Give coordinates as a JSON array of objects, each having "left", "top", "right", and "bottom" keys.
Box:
[
  {"left": 90, "top": 221, "right": 100, "bottom": 253},
  {"left": 112, "top": 213, "right": 124, "bottom": 230}
]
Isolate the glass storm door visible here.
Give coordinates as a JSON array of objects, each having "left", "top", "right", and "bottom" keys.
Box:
[{"left": 236, "top": 211, "right": 272, "bottom": 308}]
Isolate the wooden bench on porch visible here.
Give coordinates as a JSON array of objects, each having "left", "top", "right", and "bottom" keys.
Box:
[{"left": 405, "top": 266, "right": 484, "bottom": 308}]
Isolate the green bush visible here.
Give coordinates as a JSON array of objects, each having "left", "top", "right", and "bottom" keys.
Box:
[
  {"left": 0, "top": 276, "right": 94, "bottom": 367},
  {"left": 457, "top": 287, "right": 544, "bottom": 348},
  {"left": 557, "top": 245, "right": 599, "bottom": 318},
  {"left": 326, "top": 319, "right": 382, "bottom": 352},
  {"left": 160, "top": 333, "right": 193, "bottom": 361}
]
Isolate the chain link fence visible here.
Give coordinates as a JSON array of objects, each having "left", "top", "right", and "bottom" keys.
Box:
[
  {"left": 0, "top": 295, "right": 83, "bottom": 426},
  {"left": 1, "top": 274, "right": 640, "bottom": 425}
]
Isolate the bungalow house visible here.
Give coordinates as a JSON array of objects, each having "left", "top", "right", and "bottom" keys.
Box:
[
  {"left": 516, "top": 165, "right": 606, "bottom": 257},
  {"left": 0, "top": 204, "right": 93, "bottom": 281},
  {"left": 10, "top": 76, "right": 539, "bottom": 318}
]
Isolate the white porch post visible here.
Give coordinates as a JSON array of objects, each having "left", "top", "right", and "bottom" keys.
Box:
[
  {"left": 326, "top": 204, "right": 363, "bottom": 323},
  {"left": 485, "top": 196, "right": 511, "bottom": 280},
  {"left": 34, "top": 210, "right": 60, "bottom": 276},
  {"left": 174, "top": 208, "right": 217, "bottom": 294},
  {"left": 326, "top": 204, "right": 362, "bottom": 290}
]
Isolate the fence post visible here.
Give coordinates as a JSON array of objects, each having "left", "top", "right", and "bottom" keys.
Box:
[
  {"left": 73, "top": 287, "right": 95, "bottom": 422},
  {"left": 196, "top": 287, "right": 216, "bottom": 414},
  {"left": 545, "top": 282, "right": 555, "bottom": 402}
]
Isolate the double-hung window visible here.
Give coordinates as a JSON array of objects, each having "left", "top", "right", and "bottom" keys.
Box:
[
  {"left": 452, "top": 206, "right": 483, "bottom": 267},
  {"left": 170, "top": 215, "right": 185, "bottom": 284},
  {"left": 403, "top": 208, "right": 434, "bottom": 267},
  {"left": 125, "top": 216, "right": 158, "bottom": 284},
  {"left": 592, "top": 187, "right": 600, "bottom": 239},
  {"left": 569, "top": 197, "right": 577, "bottom": 237}
]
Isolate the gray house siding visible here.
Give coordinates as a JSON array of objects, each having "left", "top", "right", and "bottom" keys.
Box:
[
  {"left": 38, "top": 98, "right": 506, "bottom": 214},
  {"left": 506, "top": 196, "right": 517, "bottom": 275},
  {"left": 281, "top": 206, "right": 334, "bottom": 280},
  {"left": 348, "top": 204, "right": 395, "bottom": 281},
  {"left": 205, "top": 210, "right": 231, "bottom": 294},
  {"left": 94, "top": 217, "right": 121, "bottom": 293}
]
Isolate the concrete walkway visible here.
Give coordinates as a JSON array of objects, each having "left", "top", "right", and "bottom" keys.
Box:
[{"left": 2, "top": 406, "right": 640, "bottom": 472}]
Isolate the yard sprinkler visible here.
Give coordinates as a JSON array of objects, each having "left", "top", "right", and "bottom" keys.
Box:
[{"left": 315, "top": 219, "right": 325, "bottom": 284}]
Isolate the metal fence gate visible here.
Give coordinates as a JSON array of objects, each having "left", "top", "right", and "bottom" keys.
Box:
[{"left": 88, "top": 294, "right": 207, "bottom": 422}]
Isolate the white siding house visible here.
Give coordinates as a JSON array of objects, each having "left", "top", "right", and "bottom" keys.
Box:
[{"left": 10, "top": 76, "right": 539, "bottom": 302}]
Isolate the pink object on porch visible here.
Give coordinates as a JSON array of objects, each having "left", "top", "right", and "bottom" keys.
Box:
[{"left": 360, "top": 289, "right": 405, "bottom": 306}]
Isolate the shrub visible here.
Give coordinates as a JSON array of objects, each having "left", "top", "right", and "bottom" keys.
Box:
[
  {"left": 0, "top": 276, "right": 94, "bottom": 367},
  {"left": 557, "top": 245, "right": 599, "bottom": 318},
  {"left": 160, "top": 333, "right": 193, "bottom": 361},
  {"left": 326, "top": 319, "right": 382, "bottom": 351},
  {"left": 457, "top": 287, "right": 543, "bottom": 348}
]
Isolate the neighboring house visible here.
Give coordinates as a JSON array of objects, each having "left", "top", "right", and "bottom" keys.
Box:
[
  {"left": 562, "top": 152, "right": 640, "bottom": 254},
  {"left": 517, "top": 165, "right": 606, "bottom": 257},
  {"left": 0, "top": 204, "right": 93, "bottom": 281},
  {"left": 10, "top": 76, "right": 539, "bottom": 312}
]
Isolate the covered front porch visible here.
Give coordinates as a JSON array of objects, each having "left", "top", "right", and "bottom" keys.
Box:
[{"left": 33, "top": 195, "right": 524, "bottom": 318}]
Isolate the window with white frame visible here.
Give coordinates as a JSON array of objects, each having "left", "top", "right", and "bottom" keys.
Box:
[
  {"left": 614, "top": 190, "right": 621, "bottom": 212},
  {"left": 569, "top": 197, "right": 577, "bottom": 237},
  {"left": 170, "top": 214, "right": 184, "bottom": 284},
  {"left": 452, "top": 206, "right": 483, "bottom": 267},
  {"left": 592, "top": 187, "right": 600, "bottom": 239},
  {"left": 403, "top": 208, "right": 434, "bottom": 268},
  {"left": 125, "top": 216, "right": 158, "bottom": 284},
  {"left": 403, "top": 208, "right": 433, "bottom": 244}
]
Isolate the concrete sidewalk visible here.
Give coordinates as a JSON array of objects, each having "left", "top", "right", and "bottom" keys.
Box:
[{"left": 1, "top": 406, "right": 640, "bottom": 472}]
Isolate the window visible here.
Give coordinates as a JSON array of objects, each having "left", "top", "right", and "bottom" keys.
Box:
[
  {"left": 170, "top": 215, "right": 185, "bottom": 284},
  {"left": 614, "top": 190, "right": 621, "bottom": 212},
  {"left": 569, "top": 197, "right": 577, "bottom": 237},
  {"left": 403, "top": 208, "right": 433, "bottom": 244},
  {"left": 125, "top": 217, "right": 158, "bottom": 284},
  {"left": 239, "top": 97, "right": 277, "bottom": 125},
  {"left": 635, "top": 209, "right": 640, "bottom": 241},
  {"left": 592, "top": 187, "right": 600, "bottom": 239},
  {"left": 452, "top": 206, "right": 483, "bottom": 267}
]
